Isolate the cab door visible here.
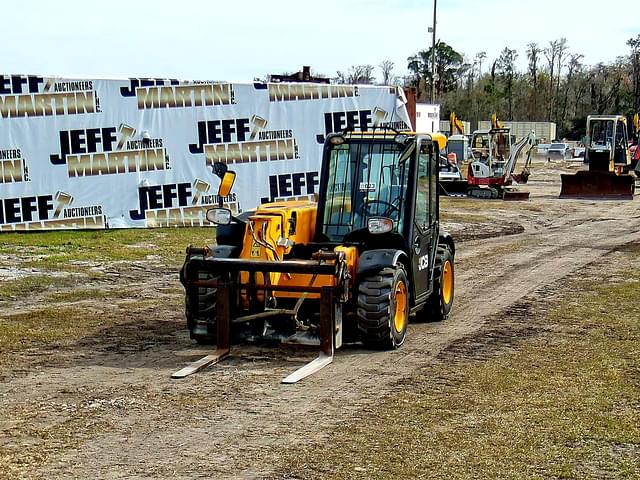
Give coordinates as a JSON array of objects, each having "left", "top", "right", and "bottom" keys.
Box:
[{"left": 411, "top": 138, "right": 439, "bottom": 300}]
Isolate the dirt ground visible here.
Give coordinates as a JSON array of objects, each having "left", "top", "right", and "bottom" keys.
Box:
[{"left": 1, "top": 156, "right": 639, "bottom": 479}]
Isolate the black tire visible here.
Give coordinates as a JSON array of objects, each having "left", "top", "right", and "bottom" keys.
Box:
[
  {"left": 357, "top": 265, "right": 409, "bottom": 349},
  {"left": 425, "top": 246, "right": 454, "bottom": 321},
  {"left": 182, "top": 255, "right": 218, "bottom": 345}
]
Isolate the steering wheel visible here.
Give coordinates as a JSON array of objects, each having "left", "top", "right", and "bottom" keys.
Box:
[{"left": 361, "top": 199, "right": 399, "bottom": 218}]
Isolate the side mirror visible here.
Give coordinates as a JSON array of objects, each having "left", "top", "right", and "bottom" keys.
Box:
[
  {"left": 218, "top": 171, "right": 236, "bottom": 199},
  {"left": 398, "top": 142, "right": 415, "bottom": 164},
  {"left": 211, "top": 161, "right": 235, "bottom": 207},
  {"left": 206, "top": 207, "right": 232, "bottom": 225}
]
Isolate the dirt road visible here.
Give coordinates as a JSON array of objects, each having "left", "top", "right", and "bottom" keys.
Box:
[{"left": 1, "top": 160, "right": 639, "bottom": 479}]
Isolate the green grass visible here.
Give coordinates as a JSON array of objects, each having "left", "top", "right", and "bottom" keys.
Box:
[
  {"left": 275, "top": 246, "right": 640, "bottom": 479},
  {"left": 0, "top": 306, "right": 106, "bottom": 353},
  {"left": 44, "top": 287, "right": 134, "bottom": 303},
  {"left": 0, "top": 275, "right": 63, "bottom": 301},
  {"left": 0, "top": 228, "right": 215, "bottom": 267},
  {"left": 0, "top": 227, "right": 215, "bottom": 299}
]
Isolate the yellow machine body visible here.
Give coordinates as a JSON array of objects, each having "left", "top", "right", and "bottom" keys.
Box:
[{"left": 237, "top": 199, "right": 357, "bottom": 305}]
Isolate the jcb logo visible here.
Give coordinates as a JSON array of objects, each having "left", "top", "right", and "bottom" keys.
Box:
[{"left": 418, "top": 254, "right": 429, "bottom": 271}]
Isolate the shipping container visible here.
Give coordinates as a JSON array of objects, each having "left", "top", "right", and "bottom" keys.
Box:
[
  {"left": 439, "top": 120, "right": 471, "bottom": 135},
  {"left": 476, "top": 121, "right": 556, "bottom": 143}
]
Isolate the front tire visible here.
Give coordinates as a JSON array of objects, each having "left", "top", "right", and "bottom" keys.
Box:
[
  {"left": 181, "top": 255, "right": 218, "bottom": 345},
  {"left": 357, "top": 266, "right": 409, "bottom": 349}
]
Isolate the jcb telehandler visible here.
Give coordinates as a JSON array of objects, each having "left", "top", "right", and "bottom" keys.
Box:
[{"left": 178, "top": 129, "right": 455, "bottom": 383}]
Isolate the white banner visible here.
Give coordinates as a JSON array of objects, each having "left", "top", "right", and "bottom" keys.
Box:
[{"left": 0, "top": 75, "right": 410, "bottom": 230}]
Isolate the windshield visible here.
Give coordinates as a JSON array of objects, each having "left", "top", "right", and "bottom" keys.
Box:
[
  {"left": 589, "top": 120, "right": 614, "bottom": 148},
  {"left": 549, "top": 143, "right": 565, "bottom": 149},
  {"left": 322, "top": 137, "right": 410, "bottom": 241}
]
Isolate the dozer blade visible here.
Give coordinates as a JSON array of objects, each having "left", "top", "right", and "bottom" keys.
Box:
[{"left": 560, "top": 171, "right": 635, "bottom": 199}]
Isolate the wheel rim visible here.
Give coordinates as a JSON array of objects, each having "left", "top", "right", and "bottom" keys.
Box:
[
  {"left": 442, "top": 260, "right": 453, "bottom": 305},
  {"left": 393, "top": 281, "right": 408, "bottom": 333}
]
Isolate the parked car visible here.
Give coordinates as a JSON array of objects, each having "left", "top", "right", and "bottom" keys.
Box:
[{"left": 547, "top": 142, "right": 572, "bottom": 161}]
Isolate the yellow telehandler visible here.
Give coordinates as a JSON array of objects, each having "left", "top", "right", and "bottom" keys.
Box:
[{"left": 177, "top": 129, "right": 456, "bottom": 383}]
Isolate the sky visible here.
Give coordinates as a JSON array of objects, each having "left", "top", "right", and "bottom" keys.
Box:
[{"left": 2, "top": 0, "right": 638, "bottom": 82}]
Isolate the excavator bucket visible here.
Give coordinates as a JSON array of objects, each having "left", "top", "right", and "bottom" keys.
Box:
[
  {"left": 560, "top": 171, "right": 635, "bottom": 199},
  {"left": 438, "top": 179, "right": 469, "bottom": 196},
  {"left": 502, "top": 189, "right": 530, "bottom": 201}
]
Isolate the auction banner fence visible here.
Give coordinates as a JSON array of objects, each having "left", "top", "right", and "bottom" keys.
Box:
[{"left": 0, "top": 75, "right": 411, "bottom": 231}]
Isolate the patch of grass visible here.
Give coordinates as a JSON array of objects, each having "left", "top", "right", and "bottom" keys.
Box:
[
  {"left": 0, "top": 306, "right": 109, "bottom": 353},
  {"left": 0, "top": 228, "right": 215, "bottom": 268},
  {"left": 275, "top": 248, "right": 640, "bottom": 479},
  {"left": 0, "top": 275, "right": 62, "bottom": 301},
  {"left": 44, "top": 287, "right": 134, "bottom": 303}
]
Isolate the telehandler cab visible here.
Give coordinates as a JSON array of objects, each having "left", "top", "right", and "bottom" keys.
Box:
[{"left": 177, "top": 129, "right": 455, "bottom": 383}]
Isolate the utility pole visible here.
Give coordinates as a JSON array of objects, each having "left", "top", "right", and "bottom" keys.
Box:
[{"left": 430, "top": 0, "right": 437, "bottom": 103}]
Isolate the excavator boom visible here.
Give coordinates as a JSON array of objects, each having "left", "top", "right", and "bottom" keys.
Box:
[
  {"left": 449, "top": 111, "right": 465, "bottom": 135},
  {"left": 502, "top": 131, "right": 535, "bottom": 200}
]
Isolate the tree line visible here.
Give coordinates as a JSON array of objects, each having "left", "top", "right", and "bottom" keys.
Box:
[{"left": 321, "top": 35, "right": 640, "bottom": 140}]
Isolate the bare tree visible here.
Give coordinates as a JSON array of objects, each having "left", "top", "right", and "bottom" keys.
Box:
[
  {"left": 475, "top": 51, "right": 487, "bottom": 78},
  {"left": 628, "top": 35, "right": 640, "bottom": 112},
  {"left": 379, "top": 60, "right": 395, "bottom": 85},
  {"left": 544, "top": 39, "right": 562, "bottom": 121},
  {"left": 560, "top": 53, "right": 584, "bottom": 127},
  {"left": 527, "top": 43, "right": 541, "bottom": 118},
  {"left": 554, "top": 38, "right": 569, "bottom": 123},
  {"left": 336, "top": 65, "right": 375, "bottom": 84},
  {"left": 497, "top": 47, "right": 518, "bottom": 119}
]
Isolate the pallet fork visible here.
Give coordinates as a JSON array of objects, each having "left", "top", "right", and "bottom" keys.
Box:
[{"left": 173, "top": 253, "right": 346, "bottom": 384}]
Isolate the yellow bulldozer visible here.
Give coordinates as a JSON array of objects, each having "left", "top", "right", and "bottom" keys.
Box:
[
  {"left": 560, "top": 115, "right": 635, "bottom": 199},
  {"left": 177, "top": 129, "right": 456, "bottom": 383}
]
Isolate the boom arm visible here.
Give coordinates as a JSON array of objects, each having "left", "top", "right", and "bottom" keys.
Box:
[
  {"left": 502, "top": 131, "right": 536, "bottom": 182},
  {"left": 491, "top": 112, "right": 504, "bottom": 129},
  {"left": 449, "top": 112, "right": 465, "bottom": 135}
]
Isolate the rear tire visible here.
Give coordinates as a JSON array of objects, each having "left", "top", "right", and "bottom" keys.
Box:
[
  {"left": 357, "top": 266, "right": 409, "bottom": 349},
  {"left": 425, "top": 246, "right": 454, "bottom": 321},
  {"left": 182, "top": 255, "right": 218, "bottom": 345}
]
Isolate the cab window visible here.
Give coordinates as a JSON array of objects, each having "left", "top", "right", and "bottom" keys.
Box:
[{"left": 416, "top": 143, "right": 430, "bottom": 230}]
